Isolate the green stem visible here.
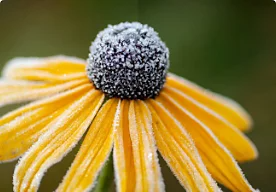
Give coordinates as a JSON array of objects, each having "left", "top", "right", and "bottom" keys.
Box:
[{"left": 93, "top": 154, "right": 114, "bottom": 192}]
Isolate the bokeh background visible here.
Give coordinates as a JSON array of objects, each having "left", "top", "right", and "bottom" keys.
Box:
[{"left": 0, "top": 0, "right": 275, "bottom": 191}]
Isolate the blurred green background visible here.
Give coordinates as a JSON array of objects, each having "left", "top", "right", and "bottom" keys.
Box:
[{"left": 0, "top": 0, "right": 275, "bottom": 191}]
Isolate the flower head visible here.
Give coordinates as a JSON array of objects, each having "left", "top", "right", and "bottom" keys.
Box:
[
  {"left": 0, "top": 22, "right": 258, "bottom": 192},
  {"left": 87, "top": 22, "right": 169, "bottom": 99}
]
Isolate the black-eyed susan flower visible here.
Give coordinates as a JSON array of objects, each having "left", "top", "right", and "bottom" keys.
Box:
[{"left": 0, "top": 22, "right": 258, "bottom": 192}]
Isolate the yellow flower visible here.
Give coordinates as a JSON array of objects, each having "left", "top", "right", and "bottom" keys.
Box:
[{"left": 0, "top": 22, "right": 258, "bottom": 192}]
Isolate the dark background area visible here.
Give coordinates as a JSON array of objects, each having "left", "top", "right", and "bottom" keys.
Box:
[{"left": 0, "top": 0, "right": 275, "bottom": 191}]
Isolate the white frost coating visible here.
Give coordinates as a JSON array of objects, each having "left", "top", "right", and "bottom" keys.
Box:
[
  {"left": 29, "top": 98, "right": 103, "bottom": 192},
  {"left": 78, "top": 100, "right": 120, "bottom": 192},
  {"left": 3, "top": 57, "right": 42, "bottom": 77},
  {"left": 128, "top": 101, "right": 143, "bottom": 191},
  {"left": 139, "top": 101, "right": 165, "bottom": 192},
  {"left": 156, "top": 131, "right": 208, "bottom": 192},
  {"left": 213, "top": 91, "right": 253, "bottom": 127},
  {"left": 56, "top": 100, "right": 117, "bottom": 192},
  {"left": 87, "top": 22, "right": 169, "bottom": 99},
  {"left": 0, "top": 79, "right": 43, "bottom": 86},
  {"left": 168, "top": 72, "right": 253, "bottom": 128},
  {"left": 151, "top": 101, "right": 221, "bottom": 192},
  {"left": 13, "top": 90, "right": 101, "bottom": 192},
  {"left": 112, "top": 100, "right": 122, "bottom": 192},
  {"left": 0, "top": 113, "right": 57, "bottom": 164},
  {"left": 0, "top": 108, "right": 41, "bottom": 134},
  {"left": 162, "top": 94, "right": 257, "bottom": 192},
  {"left": 0, "top": 83, "right": 91, "bottom": 126},
  {"left": 113, "top": 100, "right": 121, "bottom": 128},
  {"left": 0, "top": 79, "right": 44, "bottom": 97},
  {"left": 82, "top": 151, "right": 114, "bottom": 192},
  {"left": 165, "top": 87, "right": 258, "bottom": 159},
  {"left": 126, "top": 101, "right": 165, "bottom": 191},
  {"left": 3, "top": 55, "right": 86, "bottom": 78},
  {"left": 0, "top": 79, "right": 87, "bottom": 108},
  {"left": 113, "top": 135, "right": 122, "bottom": 191}
]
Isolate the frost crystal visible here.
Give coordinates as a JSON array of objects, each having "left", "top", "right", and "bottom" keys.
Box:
[{"left": 87, "top": 22, "right": 169, "bottom": 99}]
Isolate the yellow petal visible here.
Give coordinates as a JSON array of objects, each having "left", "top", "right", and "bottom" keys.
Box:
[
  {"left": 0, "top": 107, "right": 65, "bottom": 162},
  {"left": 0, "top": 82, "right": 90, "bottom": 161},
  {"left": 114, "top": 100, "right": 164, "bottom": 192},
  {"left": 0, "top": 80, "right": 44, "bottom": 94},
  {"left": 161, "top": 87, "right": 258, "bottom": 162},
  {"left": 56, "top": 99, "right": 119, "bottom": 192},
  {"left": 166, "top": 73, "right": 252, "bottom": 131},
  {"left": 147, "top": 100, "right": 221, "bottom": 192},
  {"left": 0, "top": 79, "right": 90, "bottom": 107},
  {"left": 3, "top": 56, "right": 86, "bottom": 82},
  {"left": 0, "top": 83, "right": 91, "bottom": 126},
  {"left": 0, "top": 84, "right": 93, "bottom": 160},
  {"left": 13, "top": 89, "right": 104, "bottom": 192},
  {"left": 155, "top": 94, "right": 256, "bottom": 192},
  {"left": 113, "top": 100, "right": 136, "bottom": 192}
]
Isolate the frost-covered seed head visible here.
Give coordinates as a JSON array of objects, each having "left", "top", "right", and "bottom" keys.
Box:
[{"left": 87, "top": 22, "right": 169, "bottom": 99}]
